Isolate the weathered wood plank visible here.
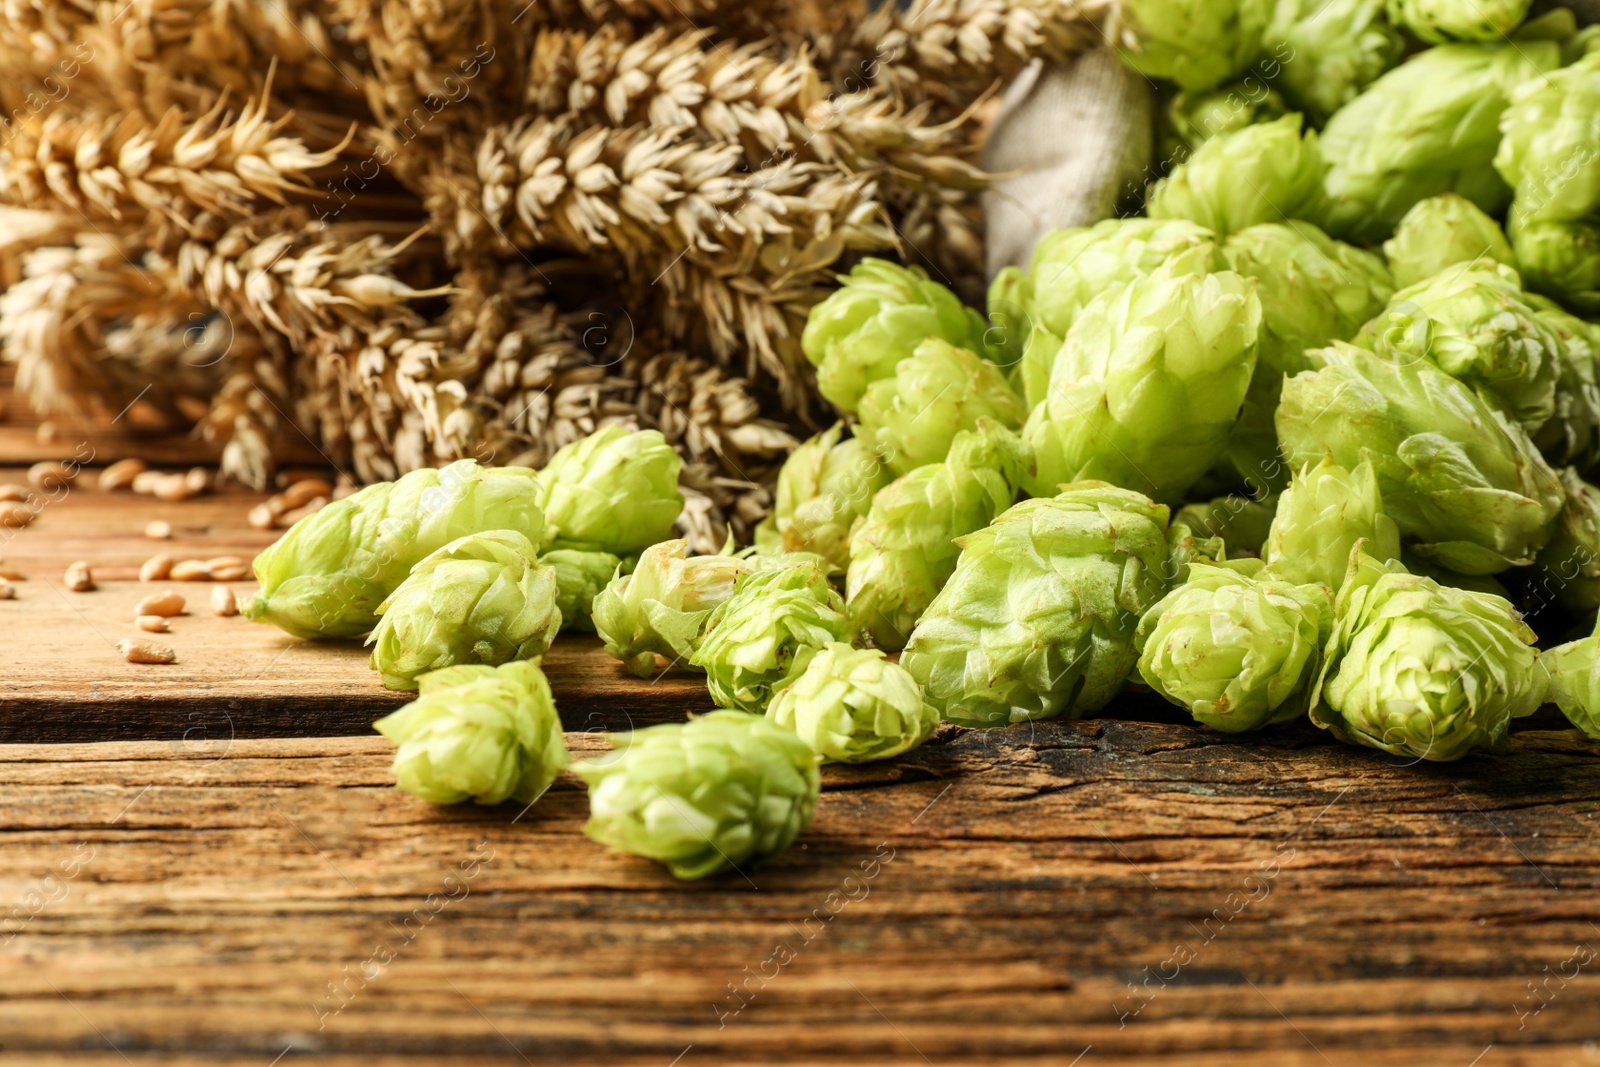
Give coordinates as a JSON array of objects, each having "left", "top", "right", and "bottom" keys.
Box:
[
  {"left": 0, "top": 464, "right": 710, "bottom": 740},
  {"left": 1, "top": 727, "right": 1597, "bottom": 1063}
]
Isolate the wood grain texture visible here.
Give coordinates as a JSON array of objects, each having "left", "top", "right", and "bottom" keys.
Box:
[
  {"left": 2, "top": 727, "right": 1599, "bottom": 1065},
  {"left": 0, "top": 464, "right": 709, "bottom": 741}
]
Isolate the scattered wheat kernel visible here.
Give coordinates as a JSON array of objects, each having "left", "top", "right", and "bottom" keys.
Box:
[
  {"left": 331, "top": 483, "right": 358, "bottom": 501},
  {"left": 144, "top": 520, "right": 173, "bottom": 540},
  {"left": 152, "top": 474, "right": 192, "bottom": 502},
  {"left": 211, "top": 586, "right": 238, "bottom": 616},
  {"left": 98, "top": 458, "right": 147, "bottom": 491},
  {"left": 64, "top": 561, "right": 94, "bottom": 592},
  {"left": 140, "top": 554, "right": 174, "bottom": 582},
  {"left": 0, "top": 580, "right": 14, "bottom": 600},
  {"left": 209, "top": 562, "right": 251, "bottom": 582},
  {"left": 280, "top": 478, "right": 333, "bottom": 509},
  {"left": 136, "top": 615, "right": 169, "bottom": 633},
  {"left": 169, "top": 560, "right": 210, "bottom": 581},
  {"left": 116, "top": 638, "right": 175, "bottom": 664},
  {"left": 131, "top": 471, "right": 164, "bottom": 494},
  {"left": 0, "top": 483, "right": 31, "bottom": 501},
  {"left": 280, "top": 498, "right": 327, "bottom": 526},
  {"left": 247, "top": 503, "right": 277, "bottom": 530},
  {"left": 27, "top": 461, "right": 76, "bottom": 492},
  {"left": 0, "top": 503, "right": 36, "bottom": 528},
  {"left": 134, "top": 592, "right": 185, "bottom": 617},
  {"left": 184, "top": 467, "right": 214, "bottom": 494},
  {"left": 0, "top": 565, "right": 25, "bottom": 581},
  {"left": 36, "top": 422, "right": 57, "bottom": 443}
]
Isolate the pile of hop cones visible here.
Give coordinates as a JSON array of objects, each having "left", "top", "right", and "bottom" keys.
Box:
[{"left": 0, "top": 0, "right": 1108, "bottom": 545}]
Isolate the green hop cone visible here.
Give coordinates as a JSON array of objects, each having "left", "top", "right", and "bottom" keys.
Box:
[
  {"left": 1358, "top": 263, "right": 1567, "bottom": 435},
  {"left": 1222, "top": 221, "right": 1395, "bottom": 378},
  {"left": 244, "top": 460, "right": 544, "bottom": 640},
  {"left": 372, "top": 660, "right": 569, "bottom": 806},
  {"left": 900, "top": 483, "right": 1175, "bottom": 727},
  {"left": 541, "top": 548, "right": 621, "bottom": 633},
  {"left": 1211, "top": 220, "right": 1393, "bottom": 494},
  {"left": 845, "top": 428, "right": 1015, "bottom": 651},
  {"left": 765, "top": 643, "right": 941, "bottom": 762},
  {"left": 1310, "top": 549, "right": 1548, "bottom": 761},
  {"left": 1511, "top": 213, "right": 1600, "bottom": 315},
  {"left": 689, "top": 557, "right": 851, "bottom": 714},
  {"left": 1318, "top": 43, "right": 1562, "bottom": 244},
  {"left": 1116, "top": 0, "right": 1274, "bottom": 91},
  {"left": 1021, "top": 264, "right": 1261, "bottom": 505},
  {"left": 1540, "top": 617, "right": 1600, "bottom": 740},
  {"left": 1276, "top": 341, "right": 1564, "bottom": 574},
  {"left": 856, "top": 338, "right": 1027, "bottom": 477},
  {"left": 1494, "top": 51, "right": 1600, "bottom": 223},
  {"left": 1147, "top": 114, "right": 1324, "bottom": 238},
  {"left": 536, "top": 425, "right": 683, "bottom": 556},
  {"left": 1268, "top": 0, "right": 1404, "bottom": 122},
  {"left": 1381, "top": 195, "right": 1515, "bottom": 289},
  {"left": 1262, "top": 456, "right": 1401, "bottom": 590},
  {"left": 801, "top": 258, "right": 986, "bottom": 415},
  {"left": 1174, "top": 495, "right": 1277, "bottom": 557},
  {"left": 766, "top": 423, "right": 893, "bottom": 570},
  {"left": 576, "top": 710, "right": 821, "bottom": 880},
  {"left": 1161, "top": 82, "right": 1289, "bottom": 158},
  {"left": 1020, "top": 218, "right": 1225, "bottom": 344},
  {"left": 1136, "top": 558, "right": 1332, "bottom": 732},
  {"left": 1532, "top": 467, "right": 1600, "bottom": 614},
  {"left": 592, "top": 539, "right": 748, "bottom": 678},
  {"left": 1525, "top": 296, "right": 1600, "bottom": 467},
  {"left": 1386, "top": 0, "right": 1532, "bottom": 43},
  {"left": 368, "top": 530, "right": 562, "bottom": 690}
]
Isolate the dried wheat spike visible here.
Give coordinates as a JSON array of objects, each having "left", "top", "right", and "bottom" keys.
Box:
[
  {"left": 0, "top": 232, "right": 219, "bottom": 423},
  {"left": 0, "top": 92, "right": 355, "bottom": 229}
]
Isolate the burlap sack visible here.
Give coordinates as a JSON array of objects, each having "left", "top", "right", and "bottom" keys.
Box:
[{"left": 980, "top": 48, "right": 1153, "bottom": 278}]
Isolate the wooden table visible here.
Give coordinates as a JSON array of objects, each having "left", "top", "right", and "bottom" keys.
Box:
[{"left": 3, "top": 433, "right": 1600, "bottom": 1066}]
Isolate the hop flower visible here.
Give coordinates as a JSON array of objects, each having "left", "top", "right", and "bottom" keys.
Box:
[
  {"left": 1310, "top": 550, "right": 1547, "bottom": 761},
  {"left": 244, "top": 460, "right": 545, "bottom": 640},
  {"left": 1136, "top": 559, "right": 1332, "bottom": 732},
  {"left": 592, "top": 540, "right": 749, "bottom": 678},
  {"left": 1495, "top": 53, "right": 1600, "bottom": 224},
  {"left": 1276, "top": 341, "right": 1564, "bottom": 574},
  {"left": 765, "top": 423, "right": 893, "bottom": 571},
  {"left": 689, "top": 557, "right": 851, "bottom": 714},
  {"left": 1262, "top": 457, "right": 1401, "bottom": 590},
  {"left": 1016, "top": 218, "right": 1225, "bottom": 345},
  {"left": 900, "top": 483, "right": 1175, "bottom": 726},
  {"left": 1386, "top": 0, "right": 1533, "bottom": 43},
  {"left": 1532, "top": 467, "right": 1600, "bottom": 614},
  {"left": 1357, "top": 263, "right": 1568, "bottom": 436},
  {"left": 536, "top": 425, "right": 683, "bottom": 556},
  {"left": 1173, "top": 495, "right": 1277, "bottom": 557},
  {"left": 846, "top": 428, "right": 1015, "bottom": 651},
  {"left": 1269, "top": 0, "right": 1404, "bottom": 122},
  {"left": 1525, "top": 296, "right": 1600, "bottom": 467},
  {"left": 1116, "top": 0, "right": 1275, "bottom": 91},
  {"left": 1381, "top": 195, "right": 1516, "bottom": 289},
  {"left": 1318, "top": 43, "right": 1562, "bottom": 244},
  {"left": 801, "top": 258, "right": 986, "bottom": 416},
  {"left": 1162, "top": 82, "right": 1289, "bottom": 157},
  {"left": 542, "top": 548, "right": 621, "bottom": 634},
  {"left": 575, "top": 711, "right": 821, "bottom": 881},
  {"left": 765, "top": 643, "right": 941, "bottom": 762},
  {"left": 1540, "top": 617, "right": 1600, "bottom": 740},
  {"left": 372, "top": 660, "right": 569, "bottom": 806},
  {"left": 368, "top": 530, "right": 562, "bottom": 691},
  {"left": 1020, "top": 264, "right": 1261, "bottom": 505},
  {"left": 1511, "top": 214, "right": 1600, "bottom": 315},
  {"left": 1222, "top": 221, "right": 1394, "bottom": 378},
  {"left": 856, "top": 338, "right": 1027, "bottom": 477},
  {"left": 1148, "top": 115, "right": 1324, "bottom": 238}
]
